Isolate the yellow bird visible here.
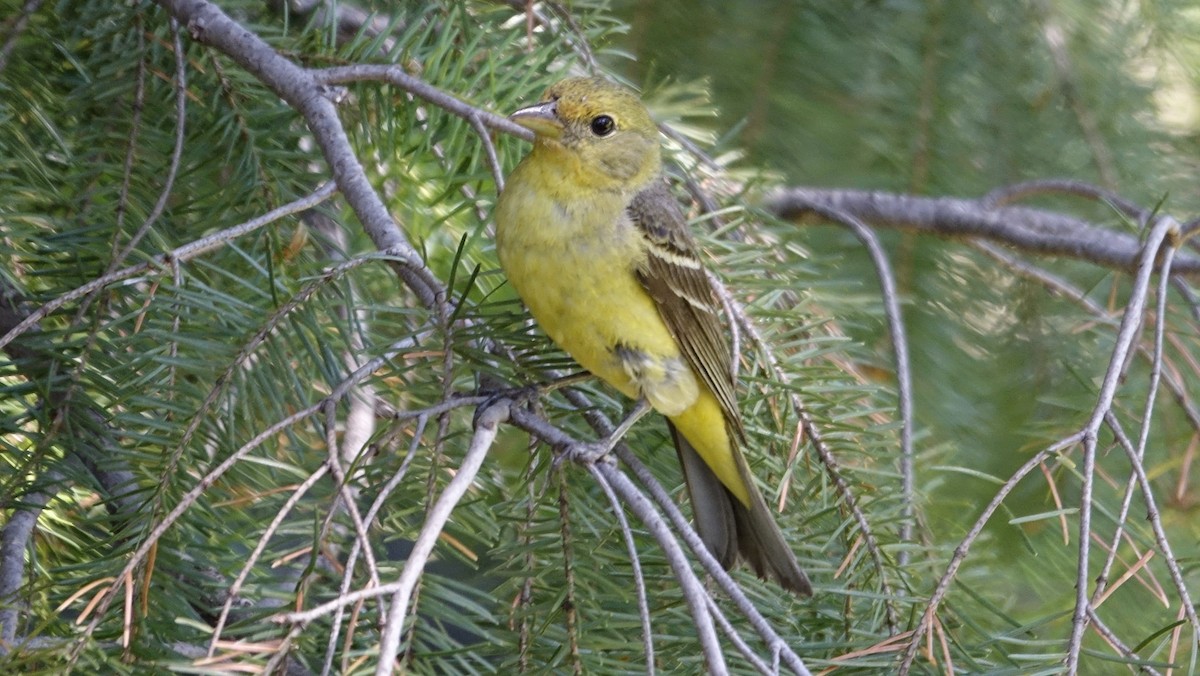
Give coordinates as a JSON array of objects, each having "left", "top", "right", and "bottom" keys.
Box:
[{"left": 495, "top": 77, "right": 811, "bottom": 596}]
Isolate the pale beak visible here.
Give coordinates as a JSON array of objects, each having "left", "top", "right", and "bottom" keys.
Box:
[{"left": 509, "top": 100, "right": 563, "bottom": 139}]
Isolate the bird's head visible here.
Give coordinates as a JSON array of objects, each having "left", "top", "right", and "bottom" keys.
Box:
[{"left": 509, "top": 77, "right": 661, "bottom": 190}]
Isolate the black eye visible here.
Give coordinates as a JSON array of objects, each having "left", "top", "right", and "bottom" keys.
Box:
[{"left": 590, "top": 115, "right": 615, "bottom": 136}]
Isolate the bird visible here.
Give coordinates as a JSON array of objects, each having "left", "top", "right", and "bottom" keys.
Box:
[{"left": 494, "top": 76, "right": 811, "bottom": 596}]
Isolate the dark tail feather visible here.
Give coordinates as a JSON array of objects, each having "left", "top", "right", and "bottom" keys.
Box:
[
  {"left": 670, "top": 423, "right": 812, "bottom": 596},
  {"left": 730, "top": 450, "right": 813, "bottom": 596},
  {"left": 671, "top": 423, "right": 738, "bottom": 568}
]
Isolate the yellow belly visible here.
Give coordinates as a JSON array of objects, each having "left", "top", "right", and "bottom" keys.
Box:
[{"left": 495, "top": 155, "right": 747, "bottom": 504}]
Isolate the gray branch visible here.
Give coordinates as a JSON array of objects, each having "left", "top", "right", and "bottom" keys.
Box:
[
  {"left": 0, "top": 472, "right": 58, "bottom": 645},
  {"left": 0, "top": 279, "right": 139, "bottom": 646},
  {"left": 764, "top": 187, "right": 1200, "bottom": 275},
  {"left": 156, "top": 0, "right": 444, "bottom": 309}
]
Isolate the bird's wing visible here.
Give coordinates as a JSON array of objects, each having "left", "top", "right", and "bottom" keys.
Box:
[{"left": 628, "top": 180, "right": 744, "bottom": 439}]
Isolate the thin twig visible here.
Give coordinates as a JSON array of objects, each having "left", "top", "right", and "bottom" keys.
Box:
[
  {"left": 207, "top": 464, "right": 330, "bottom": 655},
  {"left": 504, "top": 404, "right": 736, "bottom": 674},
  {"left": 321, "top": 403, "right": 382, "bottom": 590},
  {"left": 469, "top": 112, "right": 505, "bottom": 191},
  {"left": 981, "top": 178, "right": 1145, "bottom": 220},
  {"left": 322, "top": 414, "right": 430, "bottom": 676},
  {"left": 111, "top": 19, "right": 189, "bottom": 266},
  {"left": 1065, "top": 217, "right": 1176, "bottom": 672},
  {"left": 1091, "top": 240, "right": 1174, "bottom": 605},
  {"left": 313, "top": 64, "right": 532, "bottom": 142},
  {"left": 897, "top": 432, "right": 1082, "bottom": 673},
  {"left": 1086, "top": 607, "right": 1162, "bottom": 676},
  {"left": 809, "top": 204, "right": 915, "bottom": 564},
  {"left": 553, "top": 387, "right": 813, "bottom": 672},
  {"left": 1103, "top": 413, "right": 1200, "bottom": 652},
  {"left": 591, "top": 464, "right": 655, "bottom": 676},
  {"left": 373, "top": 400, "right": 510, "bottom": 676},
  {"left": 68, "top": 342, "right": 407, "bottom": 663},
  {"left": 589, "top": 461, "right": 729, "bottom": 675},
  {"left": 972, "top": 238, "right": 1200, "bottom": 441},
  {"left": 705, "top": 596, "right": 773, "bottom": 676},
  {"left": 0, "top": 182, "right": 339, "bottom": 352}
]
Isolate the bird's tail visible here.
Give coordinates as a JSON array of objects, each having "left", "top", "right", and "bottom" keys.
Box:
[{"left": 670, "top": 423, "right": 813, "bottom": 597}]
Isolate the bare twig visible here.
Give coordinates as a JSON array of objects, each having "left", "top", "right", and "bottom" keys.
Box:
[
  {"left": 1103, "top": 413, "right": 1200, "bottom": 653},
  {"left": 614, "top": 445, "right": 816, "bottom": 675},
  {"left": 898, "top": 432, "right": 1082, "bottom": 673},
  {"left": 1091, "top": 239, "right": 1174, "bottom": 606},
  {"left": 313, "top": 64, "right": 532, "bottom": 142},
  {"left": 207, "top": 464, "right": 330, "bottom": 655},
  {"left": 1065, "top": 217, "right": 1176, "bottom": 672},
  {"left": 373, "top": 399, "right": 510, "bottom": 676},
  {"left": 321, "top": 403, "right": 382, "bottom": 590},
  {"left": 590, "top": 461, "right": 730, "bottom": 675},
  {"left": 981, "top": 178, "right": 1145, "bottom": 220},
  {"left": 794, "top": 202, "right": 915, "bottom": 564},
  {"left": 1086, "top": 607, "right": 1163, "bottom": 676},
  {"left": 705, "top": 596, "right": 773, "bottom": 675},
  {"left": 322, "top": 413, "right": 430, "bottom": 676},
  {"left": 591, "top": 464, "right": 655, "bottom": 676},
  {"left": 552, "top": 386, "right": 815, "bottom": 671},
  {"left": 469, "top": 112, "right": 505, "bottom": 191},
  {"left": 972, "top": 238, "right": 1200, "bottom": 441},
  {"left": 581, "top": 449, "right": 812, "bottom": 672},
  {"left": 67, "top": 341, "right": 410, "bottom": 664}
]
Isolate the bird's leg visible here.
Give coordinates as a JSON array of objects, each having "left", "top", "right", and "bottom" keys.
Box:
[{"left": 573, "top": 399, "right": 653, "bottom": 464}]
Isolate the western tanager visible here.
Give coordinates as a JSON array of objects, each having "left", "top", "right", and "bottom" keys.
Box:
[{"left": 495, "top": 77, "right": 811, "bottom": 596}]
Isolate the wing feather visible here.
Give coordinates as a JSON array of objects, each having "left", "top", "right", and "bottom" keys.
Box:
[{"left": 628, "top": 181, "right": 744, "bottom": 440}]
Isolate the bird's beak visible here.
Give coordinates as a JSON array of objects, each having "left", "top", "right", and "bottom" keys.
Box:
[{"left": 509, "top": 100, "right": 563, "bottom": 139}]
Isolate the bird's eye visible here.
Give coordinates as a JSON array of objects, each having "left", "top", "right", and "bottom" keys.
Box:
[{"left": 590, "top": 115, "right": 615, "bottom": 137}]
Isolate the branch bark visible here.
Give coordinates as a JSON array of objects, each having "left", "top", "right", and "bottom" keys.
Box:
[
  {"left": 765, "top": 187, "right": 1200, "bottom": 275},
  {"left": 155, "top": 0, "right": 444, "bottom": 309}
]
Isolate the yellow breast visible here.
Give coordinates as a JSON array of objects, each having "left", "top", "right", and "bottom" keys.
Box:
[
  {"left": 495, "top": 153, "right": 698, "bottom": 415},
  {"left": 495, "top": 148, "right": 746, "bottom": 503}
]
